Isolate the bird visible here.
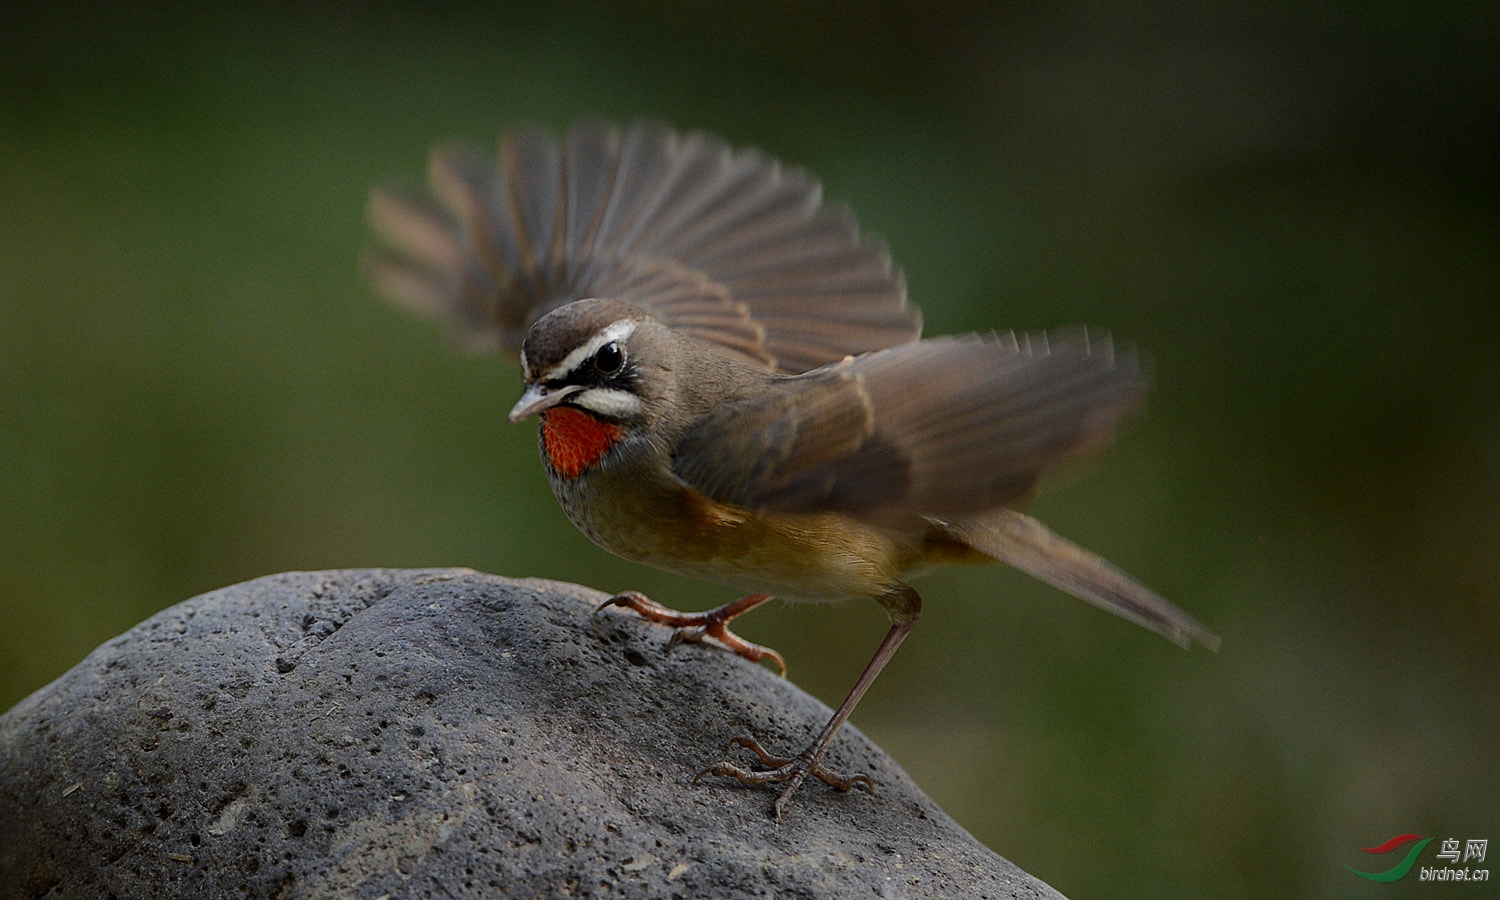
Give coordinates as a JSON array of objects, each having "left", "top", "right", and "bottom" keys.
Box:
[{"left": 365, "top": 119, "right": 1219, "bottom": 820}]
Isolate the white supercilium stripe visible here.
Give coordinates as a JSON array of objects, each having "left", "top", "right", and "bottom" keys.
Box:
[{"left": 541, "top": 318, "right": 638, "bottom": 383}]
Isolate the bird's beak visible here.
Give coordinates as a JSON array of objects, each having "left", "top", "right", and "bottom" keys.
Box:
[{"left": 508, "top": 382, "right": 579, "bottom": 423}]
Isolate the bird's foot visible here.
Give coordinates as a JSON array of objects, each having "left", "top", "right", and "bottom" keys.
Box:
[
  {"left": 695, "top": 735, "right": 874, "bottom": 820},
  {"left": 596, "top": 591, "right": 786, "bottom": 676}
]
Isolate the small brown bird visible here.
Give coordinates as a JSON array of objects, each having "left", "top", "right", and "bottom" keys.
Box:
[{"left": 366, "top": 119, "right": 1218, "bottom": 819}]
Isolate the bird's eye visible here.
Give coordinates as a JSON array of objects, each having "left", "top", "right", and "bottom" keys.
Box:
[{"left": 593, "top": 341, "right": 625, "bottom": 377}]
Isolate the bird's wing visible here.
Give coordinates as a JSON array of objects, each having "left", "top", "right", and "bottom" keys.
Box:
[
  {"left": 366, "top": 119, "right": 919, "bottom": 373},
  {"left": 671, "top": 329, "right": 1146, "bottom": 518}
]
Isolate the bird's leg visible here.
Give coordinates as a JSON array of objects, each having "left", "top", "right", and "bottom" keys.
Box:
[
  {"left": 697, "top": 586, "right": 920, "bottom": 820},
  {"left": 597, "top": 591, "right": 785, "bottom": 675}
]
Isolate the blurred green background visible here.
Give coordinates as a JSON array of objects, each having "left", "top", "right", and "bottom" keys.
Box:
[{"left": 3, "top": 2, "right": 1496, "bottom": 897}]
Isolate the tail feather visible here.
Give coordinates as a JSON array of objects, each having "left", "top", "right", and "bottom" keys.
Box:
[{"left": 945, "top": 510, "right": 1220, "bottom": 651}]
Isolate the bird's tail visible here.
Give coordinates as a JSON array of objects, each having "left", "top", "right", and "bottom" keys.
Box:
[{"left": 943, "top": 509, "right": 1220, "bottom": 651}]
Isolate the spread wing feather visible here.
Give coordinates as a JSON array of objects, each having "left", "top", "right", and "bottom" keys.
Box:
[
  {"left": 366, "top": 119, "right": 919, "bottom": 373},
  {"left": 671, "top": 328, "right": 1146, "bottom": 518}
]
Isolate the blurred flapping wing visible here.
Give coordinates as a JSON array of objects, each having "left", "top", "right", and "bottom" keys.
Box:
[
  {"left": 366, "top": 120, "right": 919, "bottom": 373},
  {"left": 672, "top": 329, "right": 1145, "bottom": 519}
]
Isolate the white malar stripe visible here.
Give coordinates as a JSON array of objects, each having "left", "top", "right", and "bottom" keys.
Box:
[
  {"left": 572, "top": 387, "right": 643, "bottom": 419},
  {"left": 542, "top": 318, "right": 638, "bottom": 383}
]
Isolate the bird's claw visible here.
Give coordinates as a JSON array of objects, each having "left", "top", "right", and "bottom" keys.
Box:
[
  {"left": 596, "top": 591, "right": 786, "bottom": 676},
  {"left": 696, "top": 735, "right": 875, "bottom": 820}
]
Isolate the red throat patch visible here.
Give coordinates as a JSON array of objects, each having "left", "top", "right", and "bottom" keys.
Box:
[{"left": 540, "top": 406, "right": 623, "bottom": 478}]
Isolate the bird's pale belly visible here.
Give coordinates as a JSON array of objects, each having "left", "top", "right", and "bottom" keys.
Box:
[{"left": 548, "top": 465, "right": 923, "bottom": 604}]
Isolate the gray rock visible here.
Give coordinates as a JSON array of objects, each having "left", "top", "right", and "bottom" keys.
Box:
[{"left": 0, "top": 569, "right": 1065, "bottom": 899}]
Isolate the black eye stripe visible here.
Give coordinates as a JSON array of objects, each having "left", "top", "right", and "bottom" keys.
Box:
[{"left": 551, "top": 343, "right": 633, "bottom": 390}]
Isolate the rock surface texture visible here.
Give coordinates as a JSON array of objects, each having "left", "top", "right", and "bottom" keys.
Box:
[{"left": 0, "top": 569, "right": 1065, "bottom": 899}]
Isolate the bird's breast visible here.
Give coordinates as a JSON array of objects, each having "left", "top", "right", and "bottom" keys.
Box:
[{"left": 547, "top": 457, "right": 935, "bottom": 603}]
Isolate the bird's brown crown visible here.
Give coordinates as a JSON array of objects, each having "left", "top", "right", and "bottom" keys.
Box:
[{"left": 520, "top": 299, "right": 648, "bottom": 387}]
